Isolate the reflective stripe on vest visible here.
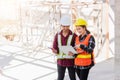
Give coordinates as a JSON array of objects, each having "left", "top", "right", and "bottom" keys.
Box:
[
  {"left": 57, "top": 33, "right": 74, "bottom": 59},
  {"left": 76, "top": 54, "right": 91, "bottom": 58},
  {"left": 75, "top": 34, "right": 94, "bottom": 66}
]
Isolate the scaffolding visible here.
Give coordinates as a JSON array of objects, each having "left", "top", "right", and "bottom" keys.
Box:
[{"left": 0, "top": 0, "right": 114, "bottom": 62}]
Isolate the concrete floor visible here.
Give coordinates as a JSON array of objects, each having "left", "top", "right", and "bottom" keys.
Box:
[
  {"left": 0, "top": 43, "right": 114, "bottom": 80},
  {"left": 65, "top": 57, "right": 114, "bottom": 80}
]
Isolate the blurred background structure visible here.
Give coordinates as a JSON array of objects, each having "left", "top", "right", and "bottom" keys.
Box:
[{"left": 0, "top": 0, "right": 114, "bottom": 80}]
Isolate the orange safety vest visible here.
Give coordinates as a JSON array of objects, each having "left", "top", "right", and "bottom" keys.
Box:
[{"left": 75, "top": 34, "right": 94, "bottom": 66}]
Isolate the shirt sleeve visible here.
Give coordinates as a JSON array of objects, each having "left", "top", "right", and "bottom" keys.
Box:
[
  {"left": 82, "top": 35, "right": 95, "bottom": 53},
  {"left": 71, "top": 33, "right": 77, "bottom": 47},
  {"left": 53, "top": 33, "right": 59, "bottom": 53}
]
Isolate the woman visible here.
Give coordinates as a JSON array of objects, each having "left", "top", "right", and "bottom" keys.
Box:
[
  {"left": 51, "top": 15, "right": 76, "bottom": 80},
  {"left": 74, "top": 18, "right": 95, "bottom": 80}
]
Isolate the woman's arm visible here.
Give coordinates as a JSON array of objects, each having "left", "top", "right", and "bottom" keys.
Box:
[{"left": 80, "top": 36, "right": 95, "bottom": 53}]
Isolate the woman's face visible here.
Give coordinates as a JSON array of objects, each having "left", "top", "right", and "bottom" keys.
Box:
[{"left": 76, "top": 26, "right": 85, "bottom": 35}]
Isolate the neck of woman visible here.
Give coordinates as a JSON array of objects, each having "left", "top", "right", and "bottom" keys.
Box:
[{"left": 81, "top": 31, "right": 87, "bottom": 37}]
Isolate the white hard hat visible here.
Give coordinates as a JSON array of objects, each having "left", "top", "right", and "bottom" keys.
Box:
[{"left": 60, "top": 15, "right": 71, "bottom": 26}]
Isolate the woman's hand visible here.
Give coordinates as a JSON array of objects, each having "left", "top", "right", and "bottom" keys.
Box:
[
  {"left": 74, "top": 44, "right": 85, "bottom": 49},
  {"left": 74, "top": 44, "right": 85, "bottom": 53},
  {"left": 74, "top": 44, "right": 80, "bottom": 49}
]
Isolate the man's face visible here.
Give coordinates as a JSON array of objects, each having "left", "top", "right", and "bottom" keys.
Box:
[{"left": 61, "top": 25, "right": 70, "bottom": 31}]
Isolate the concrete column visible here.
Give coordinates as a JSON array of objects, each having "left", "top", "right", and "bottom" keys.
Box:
[{"left": 115, "top": 0, "right": 120, "bottom": 79}]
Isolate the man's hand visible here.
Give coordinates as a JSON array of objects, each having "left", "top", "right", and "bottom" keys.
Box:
[
  {"left": 68, "top": 51, "right": 74, "bottom": 56},
  {"left": 51, "top": 48, "right": 57, "bottom": 54}
]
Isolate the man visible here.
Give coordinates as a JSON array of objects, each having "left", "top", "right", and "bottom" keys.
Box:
[{"left": 51, "top": 15, "right": 76, "bottom": 80}]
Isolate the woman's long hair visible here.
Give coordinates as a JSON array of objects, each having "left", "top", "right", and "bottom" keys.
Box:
[{"left": 80, "top": 25, "right": 90, "bottom": 34}]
